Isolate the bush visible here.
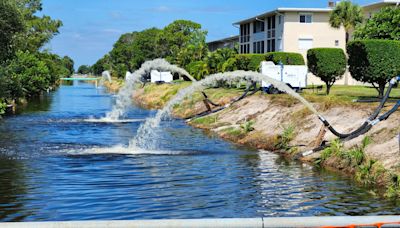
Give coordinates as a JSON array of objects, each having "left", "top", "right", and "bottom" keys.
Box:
[
  {"left": 347, "top": 40, "right": 400, "bottom": 97},
  {"left": 206, "top": 48, "right": 236, "bottom": 73},
  {"left": 265, "top": 52, "right": 305, "bottom": 65},
  {"left": 185, "top": 60, "right": 209, "bottom": 80},
  {"left": 234, "top": 54, "right": 265, "bottom": 71},
  {"left": 221, "top": 57, "right": 238, "bottom": 72},
  {"left": 307, "top": 48, "right": 346, "bottom": 95}
]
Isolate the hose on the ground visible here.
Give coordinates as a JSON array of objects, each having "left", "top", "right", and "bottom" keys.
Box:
[
  {"left": 318, "top": 76, "right": 399, "bottom": 139},
  {"left": 298, "top": 76, "right": 400, "bottom": 159},
  {"left": 186, "top": 82, "right": 258, "bottom": 120}
]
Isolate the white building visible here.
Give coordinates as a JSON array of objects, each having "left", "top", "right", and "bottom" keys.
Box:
[{"left": 233, "top": 0, "right": 400, "bottom": 85}]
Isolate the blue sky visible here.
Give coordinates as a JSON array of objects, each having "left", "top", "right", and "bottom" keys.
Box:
[{"left": 41, "top": 0, "right": 376, "bottom": 68}]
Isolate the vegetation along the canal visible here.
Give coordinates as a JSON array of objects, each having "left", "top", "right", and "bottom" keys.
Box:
[
  {"left": 1, "top": 0, "right": 400, "bottom": 221},
  {"left": 0, "top": 0, "right": 74, "bottom": 115}
]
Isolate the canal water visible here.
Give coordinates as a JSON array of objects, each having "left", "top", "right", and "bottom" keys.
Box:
[{"left": 0, "top": 82, "right": 399, "bottom": 221}]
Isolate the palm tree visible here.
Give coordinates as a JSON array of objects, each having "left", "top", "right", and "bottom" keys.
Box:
[{"left": 329, "top": 0, "right": 364, "bottom": 44}]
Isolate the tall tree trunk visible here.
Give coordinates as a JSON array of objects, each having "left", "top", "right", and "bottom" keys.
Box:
[
  {"left": 326, "top": 82, "right": 332, "bottom": 95},
  {"left": 378, "top": 83, "right": 385, "bottom": 99}
]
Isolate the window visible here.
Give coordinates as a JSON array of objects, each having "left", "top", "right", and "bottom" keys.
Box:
[
  {"left": 299, "top": 14, "right": 312, "bottom": 23},
  {"left": 298, "top": 38, "right": 313, "bottom": 50},
  {"left": 266, "top": 15, "right": 276, "bottom": 53},
  {"left": 335, "top": 40, "right": 339, "bottom": 47},
  {"left": 240, "top": 23, "right": 250, "bottom": 43},
  {"left": 261, "top": 41, "right": 265, "bottom": 53},
  {"left": 253, "top": 20, "right": 265, "bottom": 33},
  {"left": 278, "top": 15, "right": 282, "bottom": 24}
]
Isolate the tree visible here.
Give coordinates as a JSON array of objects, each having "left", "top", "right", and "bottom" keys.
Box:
[
  {"left": 109, "top": 32, "right": 137, "bottom": 71},
  {"left": 77, "top": 65, "right": 91, "bottom": 75},
  {"left": 157, "top": 20, "right": 207, "bottom": 64},
  {"left": 61, "top": 56, "right": 74, "bottom": 75},
  {"left": 307, "top": 48, "right": 347, "bottom": 95},
  {"left": 15, "top": 0, "right": 62, "bottom": 52},
  {"left": 354, "top": 7, "right": 400, "bottom": 41},
  {"left": 347, "top": 40, "right": 400, "bottom": 98},
  {"left": 0, "top": 51, "right": 51, "bottom": 99},
  {"left": 129, "top": 28, "right": 162, "bottom": 69},
  {"left": 92, "top": 54, "right": 112, "bottom": 76},
  {"left": 0, "top": 0, "right": 24, "bottom": 63},
  {"left": 329, "top": 0, "right": 363, "bottom": 43}
]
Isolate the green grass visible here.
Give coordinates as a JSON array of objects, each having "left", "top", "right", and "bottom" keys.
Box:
[
  {"left": 304, "top": 85, "right": 400, "bottom": 101},
  {"left": 190, "top": 114, "right": 219, "bottom": 126}
]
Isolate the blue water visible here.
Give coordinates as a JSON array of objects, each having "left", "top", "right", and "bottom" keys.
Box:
[{"left": 0, "top": 82, "right": 399, "bottom": 222}]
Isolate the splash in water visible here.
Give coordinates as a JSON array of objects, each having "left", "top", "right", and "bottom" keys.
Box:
[
  {"left": 101, "top": 59, "right": 195, "bottom": 121},
  {"left": 130, "top": 70, "right": 320, "bottom": 150}
]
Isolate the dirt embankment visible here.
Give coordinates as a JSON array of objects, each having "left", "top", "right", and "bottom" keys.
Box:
[{"left": 113, "top": 82, "right": 400, "bottom": 197}]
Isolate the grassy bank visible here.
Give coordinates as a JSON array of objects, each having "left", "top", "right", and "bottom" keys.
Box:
[{"left": 109, "top": 80, "right": 400, "bottom": 198}]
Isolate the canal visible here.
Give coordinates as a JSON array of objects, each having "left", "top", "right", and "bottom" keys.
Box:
[{"left": 0, "top": 82, "right": 399, "bottom": 221}]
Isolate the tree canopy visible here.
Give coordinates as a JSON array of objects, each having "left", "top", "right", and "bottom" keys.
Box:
[
  {"left": 329, "top": 0, "right": 363, "bottom": 43},
  {"left": 0, "top": 0, "right": 25, "bottom": 62},
  {"left": 92, "top": 20, "right": 208, "bottom": 78},
  {"left": 354, "top": 6, "right": 400, "bottom": 41},
  {"left": 0, "top": 0, "right": 73, "bottom": 114}
]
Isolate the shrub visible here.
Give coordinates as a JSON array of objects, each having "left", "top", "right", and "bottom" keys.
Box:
[
  {"left": 221, "top": 57, "right": 238, "bottom": 72},
  {"left": 0, "top": 99, "right": 6, "bottom": 115},
  {"left": 265, "top": 52, "right": 305, "bottom": 65},
  {"left": 185, "top": 60, "right": 209, "bottom": 80},
  {"left": 307, "top": 48, "right": 346, "bottom": 95},
  {"left": 206, "top": 48, "right": 236, "bottom": 73},
  {"left": 347, "top": 40, "right": 400, "bottom": 97},
  {"left": 236, "top": 54, "right": 266, "bottom": 71}
]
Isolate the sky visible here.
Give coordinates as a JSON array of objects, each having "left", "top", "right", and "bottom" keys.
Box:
[{"left": 41, "top": 0, "right": 377, "bottom": 68}]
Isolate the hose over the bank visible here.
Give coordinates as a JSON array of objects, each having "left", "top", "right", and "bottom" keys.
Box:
[
  {"left": 186, "top": 82, "right": 259, "bottom": 120},
  {"left": 299, "top": 76, "right": 400, "bottom": 158},
  {"left": 318, "top": 76, "right": 399, "bottom": 140}
]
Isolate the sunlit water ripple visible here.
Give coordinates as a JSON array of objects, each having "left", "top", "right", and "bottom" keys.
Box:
[{"left": 0, "top": 82, "right": 399, "bottom": 222}]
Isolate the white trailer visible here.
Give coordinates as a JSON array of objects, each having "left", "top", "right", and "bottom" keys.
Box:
[
  {"left": 260, "top": 61, "right": 308, "bottom": 94},
  {"left": 150, "top": 70, "right": 173, "bottom": 83}
]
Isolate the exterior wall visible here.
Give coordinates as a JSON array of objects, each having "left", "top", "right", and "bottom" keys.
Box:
[
  {"left": 207, "top": 37, "right": 239, "bottom": 52},
  {"left": 282, "top": 12, "right": 346, "bottom": 60}
]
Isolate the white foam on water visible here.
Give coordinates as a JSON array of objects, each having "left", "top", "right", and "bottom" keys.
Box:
[
  {"left": 84, "top": 118, "right": 145, "bottom": 123},
  {"left": 68, "top": 145, "right": 186, "bottom": 156}
]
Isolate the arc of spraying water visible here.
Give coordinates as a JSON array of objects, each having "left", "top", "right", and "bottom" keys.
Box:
[
  {"left": 130, "top": 70, "right": 320, "bottom": 150},
  {"left": 103, "top": 59, "right": 196, "bottom": 120}
]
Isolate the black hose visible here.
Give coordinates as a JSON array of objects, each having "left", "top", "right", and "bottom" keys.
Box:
[
  {"left": 186, "top": 82, "right": 259, "bottom": 120},
  {"left": 302, "top": 98, "right": 400, "bottom": 158},
  {"left": 201, "top": 92, "right": 221, "bottom": 107},
  {"left": 377, "top": 100, "right": 400, "bottom": 121},
  {"left": 231, "top": 82, "right": 258, "bottom": 103},
  {"left": 320, "top": 81, "right": 396, "bottom": 139}
]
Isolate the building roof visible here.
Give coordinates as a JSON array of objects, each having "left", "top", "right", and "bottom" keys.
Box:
[
  {"left": 233, "top": 0, "right": 400, "bottom": 25},
  {"left": 363, "top": 0, "right": 400, "bottom": 10},
  {"left": 233, "top": 8, "right": 332, "bottom": 25},
  {"left": 207, "top": 35, "right": 239, "bottom": 45}
]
